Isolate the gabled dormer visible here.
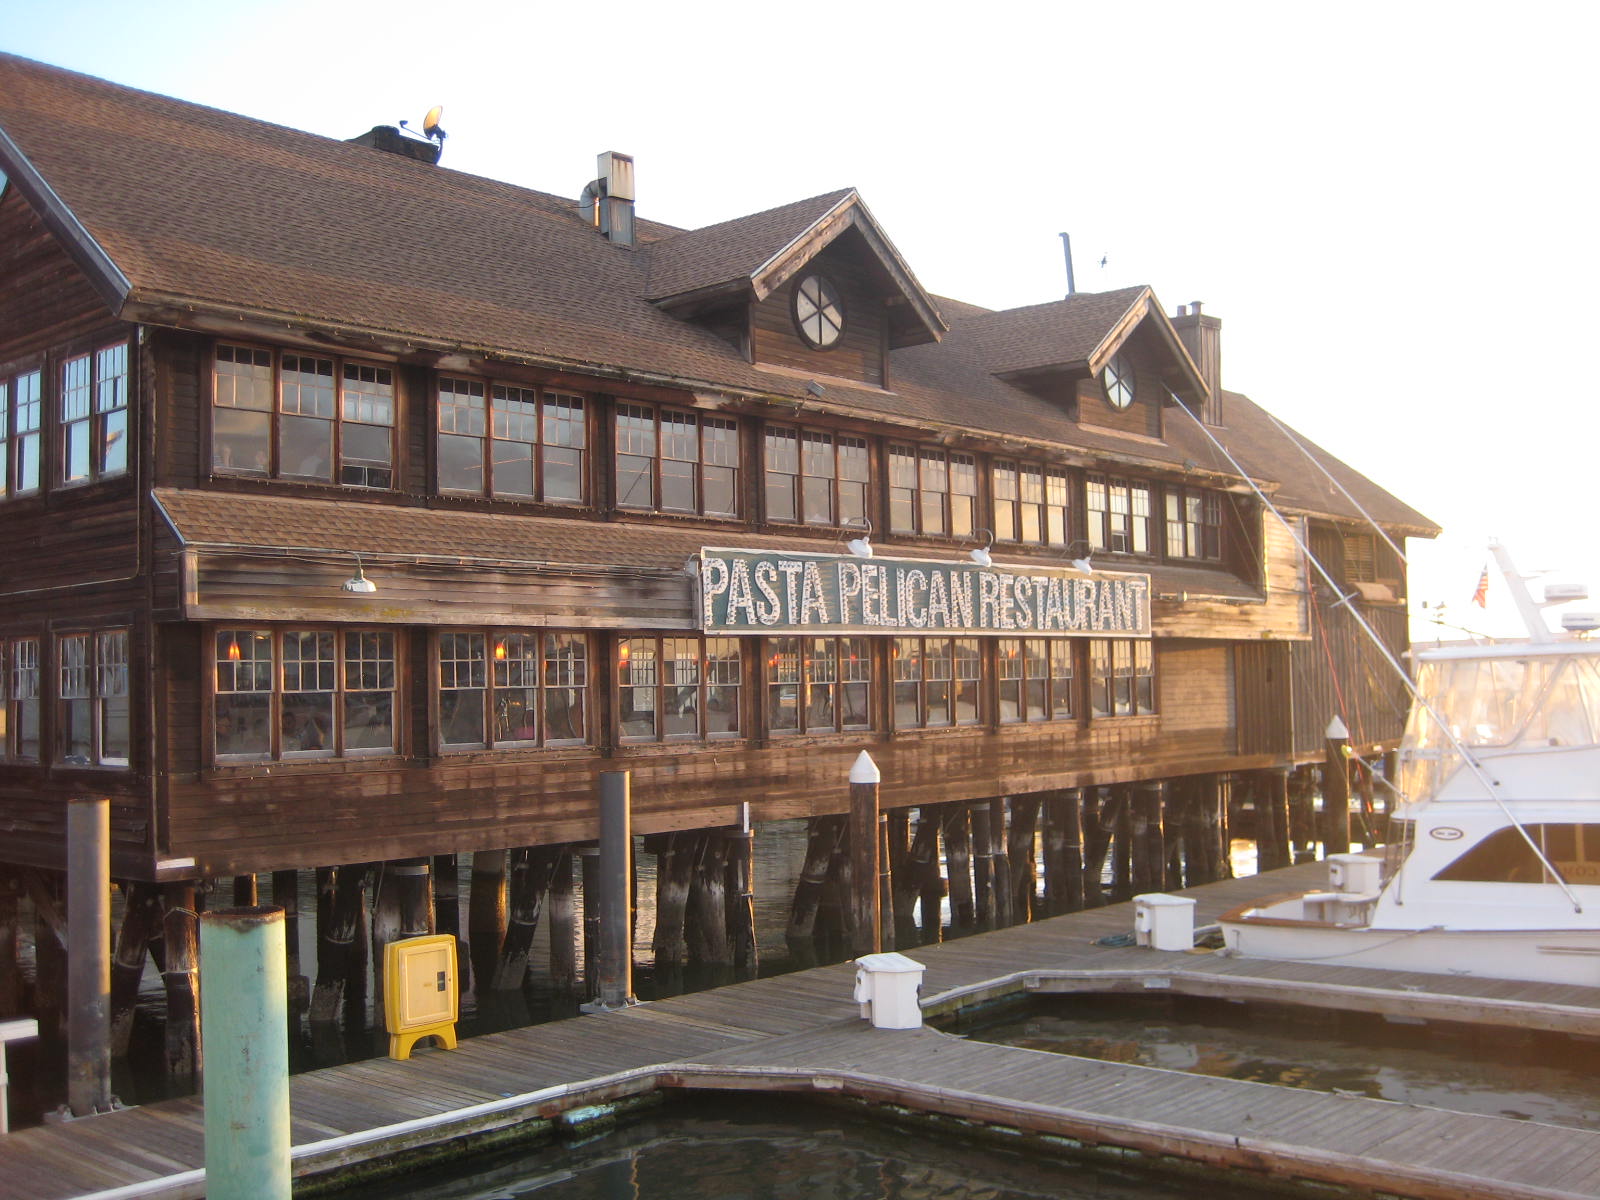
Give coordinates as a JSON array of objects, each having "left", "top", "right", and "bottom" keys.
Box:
[
  {"left": 644, "top": 190, "right": 945, "bottom": 389},
  {"left": 947, "top": 286, "right": 1209, "bottom": 441}
]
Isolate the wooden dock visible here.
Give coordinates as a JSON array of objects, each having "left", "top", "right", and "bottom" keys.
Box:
[{"left": 5, "top": 862, "right": 1600, "bottom": 1200}]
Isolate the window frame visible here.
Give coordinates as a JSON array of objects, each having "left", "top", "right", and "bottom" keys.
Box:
[
  {"left": 211, "top": 342, "right": 397, "bottom": 489},
  {"left": 993, "top": 459, "right": 1072, "bottom": 546},
  {"left": 892, "top": 636, "right": 982, "bottom": 729},
  {"left": 616, "top": 634, "right": 743, "bottom": 743},
  {"left": 59, "top": 342, "right": 130, "bottom": 488},
  {"left": 997, "top": 638, "right": 1078, "bottom": 724},
  {"left": 56, "top": 629, "right": 131, "bottom": 768},
  {"left": 1086, "top": 474, "right": 1153, "bottom": 555},
  {"left": 1164, "top": 486, "right": 1222, "bottom": 561},
  {"left": 613, "top": 402, "right": 740, "bottom": 518},
  {"left": 211, "top": 626, "right": 402, "bottom": 763},
  {"left": 436, "top": 376, "right": 588, "bottom": 504},
  {"left": 762, "top": 424, "right": 870, "bottom": 527},
  {"left": 765, "top": 636, "right": 873, "bottom": 735},
  {"left": 434, "top": 629, "right": 590, "bottom": 752},
  {"left": 1, "top": 366, "right": 44, "bottom": 499},
  {"left": 1, "top": 637, "right": 42, "bottom": 763},
  {"left": 887, "top": 444, "right": 977, "bottom": 538},
  {"left": 1088, "top": 638, "right": 1156, "bottom": 718}
]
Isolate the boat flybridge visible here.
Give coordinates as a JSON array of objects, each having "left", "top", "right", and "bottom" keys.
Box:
[{"left": 1220, "top": 544, "right": 1600, "bottom": 985}]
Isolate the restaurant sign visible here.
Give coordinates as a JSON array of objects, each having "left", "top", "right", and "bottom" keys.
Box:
[{"left": 697, "top": 548, "right": 1150, "bottom": 637}]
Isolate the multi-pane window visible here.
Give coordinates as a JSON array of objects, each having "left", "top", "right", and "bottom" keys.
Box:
[
  {"left": 437, "top": 378, "right": 587, "bottom": 503},
  {"left": 998, "top": 639, "right": 1076, "bottom": 723},
  {"left": 57, "top": 630, "right": 130, "bottom": 766},
  {"left": 615, "top": 404, "right": 738, "bottom": 517},
  {"left": 763, "top": 426, "right": 869, "bottom": 527},
  {"left": 617, "top": 635, "right": 741, "bottom": 742},
  {"left": 1086, "top": 475, "right": 1152, "bottom": 554},
  {"left": 2, "top": 369, "right": 43, "bottom": 497},
  {"left": 212, "top": 344, "right": 394, "bottom": 487},
  {"left": 1089, "top": 639, "right": 1156, "bottom": 717},
  {"left": 766, "top": 637, "right": 871, "bottom": 734},
  {"left": 887, "top": 445, "right": 976, "bottom": 537},
  {"left": 2, "top": 638, "right": 41, "bottom": 761},
  {"left": 993, "top": 461, "right": 1071, "bottom": 545},
  {"left": 59, "top": 343, "right": 129, "bottom": 485},
  {"left": 1165, "top": 488, "right": 1222, "bottom": 560},
  {"left": 437, "top": 630, "right": 588, "bottom": 749},
  {"left": 892, "top": 637, "right": 981, "bottom": 728},
  {"left": 214, "top": 628, "right": 398, "bottom": 759}
]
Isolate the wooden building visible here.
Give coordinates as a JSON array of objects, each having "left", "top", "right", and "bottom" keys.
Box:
[{"left": 0, "top": 55, "right": 1434, "bottom": 1063}]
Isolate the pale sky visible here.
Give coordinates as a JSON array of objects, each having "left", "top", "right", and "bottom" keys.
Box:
[{"left": 6, "top": 0, "right": 1597, "bottom": 640}]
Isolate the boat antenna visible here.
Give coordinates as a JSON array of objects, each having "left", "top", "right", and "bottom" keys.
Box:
[
  {"left": 1489, "top": 540, "right": 1555, "bottom": 644},
  {"left": 1169, "top": 396, "right": 1583, "bottom": 912}
]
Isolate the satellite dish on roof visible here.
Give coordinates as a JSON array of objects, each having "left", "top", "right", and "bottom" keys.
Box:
[{"left": 422, "top": 105, "right": 446, "bottom": 143}]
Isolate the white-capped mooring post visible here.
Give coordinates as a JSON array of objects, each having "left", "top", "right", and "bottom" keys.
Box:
[
  {"left": 849, "top": 751, "right": 882, "bottom": 958},
  {"left": 201, "top": 906, "right": 290, "bottom": 1200}
]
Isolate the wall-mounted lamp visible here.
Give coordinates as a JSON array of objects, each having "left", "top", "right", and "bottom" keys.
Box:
[
  {"left": 805, "top": 379, "right": 826, "bottom": 398},
  {"left": 842, "top": 517, "right": 873, "bottom": 558},
  {"left": 968, "top": 528, "right": 994, "bottom": 567},
  {"left": 1062, "top": 540, "right": 1094, "bottom": 576},
  {"left": 342, "top": 554, "right": 377, "bottom": 594}
]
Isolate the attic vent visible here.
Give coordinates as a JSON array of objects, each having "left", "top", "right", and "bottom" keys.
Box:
[{"left": 581, "top": 152, "right": 636, "bottom": 247}]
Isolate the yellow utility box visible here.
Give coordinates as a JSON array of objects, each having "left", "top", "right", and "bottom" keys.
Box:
[{"left": 383, "top": 934, "right": 460, "bottom": 1060}]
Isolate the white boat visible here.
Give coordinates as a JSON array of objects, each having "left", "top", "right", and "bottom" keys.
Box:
[{"left": 1220, "top": 544, "right": 1600, "bottom": 984}]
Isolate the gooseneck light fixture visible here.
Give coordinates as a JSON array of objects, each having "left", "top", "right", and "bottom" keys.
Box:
[
  {"left": 843, "top": 517, "right": 873, "bottom": 559},
  {"left": 342, "top": 553, "right": 378, "bottom": 594},
  {"left": 1063, "top": 540, "right": 1095, "bottom": 576},
  {"left": 968, "top": 528, "right": 995, "bottom": 568}
]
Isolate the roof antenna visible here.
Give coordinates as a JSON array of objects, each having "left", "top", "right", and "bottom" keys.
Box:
[
  {"left": 1059, "top": 232, "right": 1076, "bottom": 297},
  {"left": 399, "top": 105, "right": 448, "bottom": 148}
]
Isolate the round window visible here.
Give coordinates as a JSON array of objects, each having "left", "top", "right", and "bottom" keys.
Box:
[
  {"left": 794, "top": 274, "right": 844, "bottom": 349},
  {"left": 1102, "top": 352, "right": 1134, "bottom": 409}
]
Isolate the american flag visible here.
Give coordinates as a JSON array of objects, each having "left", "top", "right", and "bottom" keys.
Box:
[{"left": 1471, "top": 565, "right": 1489, "bottom": 608}]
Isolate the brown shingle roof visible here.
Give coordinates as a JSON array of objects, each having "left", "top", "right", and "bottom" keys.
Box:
[
  {"left": 3, "top": 55, "right": 1434, "bottom": 536},
  {"left": 644, "top": 189, "right": 855, "bottom": 300}
]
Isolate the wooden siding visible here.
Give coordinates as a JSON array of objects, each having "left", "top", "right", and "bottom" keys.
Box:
[
  {"left": 1150, "top": 517, "right": 1305, "bottom": 640},
  {"left": 0, "top": 188, "right": 113, "bottom": 365},
  {"left": 1290, "top": 599, "right": 1410, "bottom": 755},
  {"left": 1075, "top": 362, "right": 1161, "bottom": 439},
  {"left": 752, "top": 237, "right": 884, "bottom": 386},
  {"left": 1234, "top": 640, "right": 1292, "bottom": 757}
]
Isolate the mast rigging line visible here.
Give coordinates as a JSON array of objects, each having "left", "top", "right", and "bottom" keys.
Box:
[{"left": 1170, "top": 398, "right": 1581, "bottom": 912}]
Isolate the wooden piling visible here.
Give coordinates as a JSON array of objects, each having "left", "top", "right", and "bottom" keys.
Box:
[
  {"left": 232, "top": 874, "right": 257, "bottom": 907},
  {"left": 493, "top": 847, "right": 561, "bottom": 990},
  {"left": 942, "top": 804, "right": 974, "bottom": 928},
  {"left": 271, "top": 870, "right": 308, "bottom": 1017},
  {"left": 467, "top": 850, "right": 507, "bottom": 998},
  {"left": 687, "top": 831, "right": 732, "bottom": 969},
  {"left": 989, "top": 798, "right": 1014, "bottom": 927},
  {"left": 649, "top": 833, "right": 694, "bottom": 973},
  {"left": 0, "top": 870, "right": 20, "bottom": 1018},
  {"left": 110, "top": 880, "right": 164, "bottom": 1056},
  {"left": 1112, "top": 788, "right": 1135, "bottom": 902},
  {"left": 1324, "top": 724, "right": 1353, "bottom": 857},
  {"left": 309, "top": 864, "right": 371, "bottom": 1029},
  {"left": 970, "top": 802, "right": 994, "bottom": 926},
  {"left": 1289, "top": 767, "right": 1318, "bottom": 863},
  {"left": 786, "top": 815, "right": 843, "bottom": 963},
  {"left": 1129, "top": 784, "right": 1163, "bottom": 895},
  {"left": 1081, "top": 788, "right": 1118, "bottom": 907},
  {"left": 1053, "top": 790, "right": 1085, "bottom": 912},
  {"left": 887, "top": 809, "right": 918, "bottom": 949},
  {"left": 909, "top": 809, "right": 944, "bottom": 943},
  {"left": 1007, "top": 794, "right": 1040, "bottom": 921},
  {"left": 162, "top": 881, "right": 200, "bottom": 1082},
  {"left": 547, "top": 849, "right": 577, "bottom": 992},
  {"left": 1259, "top": 769, "right": 1292, "bottom": 872},
  {"left": 724, "top": 827, "right": 758, "bottom": 976}
]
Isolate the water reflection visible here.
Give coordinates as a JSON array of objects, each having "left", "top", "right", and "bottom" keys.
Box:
[
  {"left": 966, "top": 995, "right": 1600, "bottom": 1130},
  {"left": 332, "top": 1096, "right": 1273, "bottom": 1199}
]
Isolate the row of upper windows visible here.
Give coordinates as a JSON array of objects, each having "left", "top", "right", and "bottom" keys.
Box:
[
  {"left": 209, "top": 344, "right": 1226, "bottom": 562},
  {"left": 1, "top": 343, "right": 130, "bottom": 498}
]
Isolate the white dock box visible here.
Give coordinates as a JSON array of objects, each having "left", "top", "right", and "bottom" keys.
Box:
[
  {"left": 1133, "top": 893, "right": 1197, "bottom": 951},
  {"left": 1327, "top": 853, "right": 1382, "bottom": 895},
  {"left": 853, "top": 952, "right": 925, "bottom": 1029}
]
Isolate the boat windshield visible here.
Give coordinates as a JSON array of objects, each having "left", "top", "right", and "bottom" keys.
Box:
[{"left": 1398, "top": 652, "right": 1600, "bottom": 802}]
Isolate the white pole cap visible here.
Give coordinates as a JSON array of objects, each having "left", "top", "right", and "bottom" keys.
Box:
[
  {"left": 849, "top": 750, "right": 881, "bottom": 784},
  {"left": 1326, "top": 715, "right": 1349, "bottom": 740}
]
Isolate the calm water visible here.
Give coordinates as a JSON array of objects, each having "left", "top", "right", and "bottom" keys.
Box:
[
  {"left": 332, "top": 1095, "right": 1276, "bottom": 1199},
  {"left": 965, "top": 994, "right": 1600, "bottom": 1130}
]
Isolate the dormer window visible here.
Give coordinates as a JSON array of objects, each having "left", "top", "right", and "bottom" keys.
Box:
[
  {"left": 793, "top": 274, "right": 844, "bottom": 349},
  {"left": 1101, "top": 351, "right": 1134, "bottom": 410}
]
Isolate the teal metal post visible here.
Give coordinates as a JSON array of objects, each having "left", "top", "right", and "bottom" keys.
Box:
[{"left": 201, "top": 907, "right": 290, "bottom": 1199}]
